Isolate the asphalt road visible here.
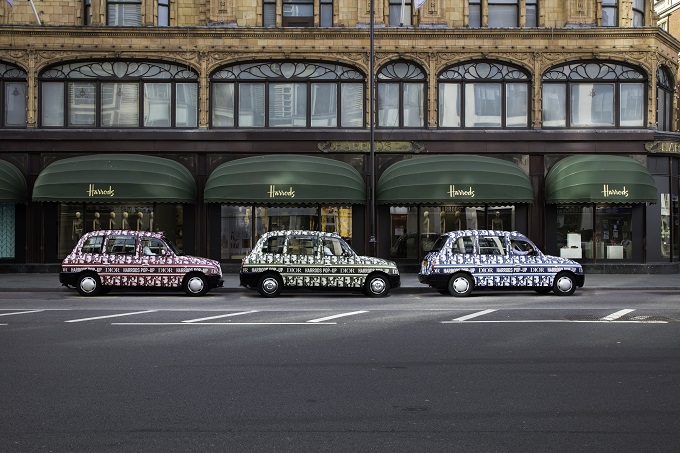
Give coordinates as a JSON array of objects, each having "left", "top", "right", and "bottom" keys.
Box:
[{"left": 1, "top": 289, "right": 679, "bottom": 452}]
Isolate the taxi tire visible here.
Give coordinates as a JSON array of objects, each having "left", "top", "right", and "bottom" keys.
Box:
[
  {"left": 365, "top": 273, "right": 390, "bottom": 297},
  {"left": 258, "top": 273, "right": 282, "bottom": 298},
  {"left": 448, "top": 273, "right": 473, "bottom": 297},
  {"left": 183, "top": 273, "right": 209, "bottom": 297},
  {"left": 552, "top": 272, "right": 576, "bottom": 296},
  {"left": 77, "top": 272, "right": 102, "bottom": 297}
]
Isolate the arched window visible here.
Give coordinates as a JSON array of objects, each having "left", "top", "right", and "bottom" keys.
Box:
[
  {"left": 657, "top": 66, "right": 674, "bottom": 132},
  {"left": 438, "top": 61, "right": 530, "bottom": 128},
  {"left": 39, "top": 61, "right": 198, "bottom": 128},
  {"left": 0, "top": 62, "right": 27, "bottom": 128},
  {"left": 542, "top": 62, "right": 646, "bottom": 128},
  {"left": 377, "top": 61, "right": 426, "bottom": 128},
  {"left": 211, "top": 61, "right": 364, "bottom": 128}
]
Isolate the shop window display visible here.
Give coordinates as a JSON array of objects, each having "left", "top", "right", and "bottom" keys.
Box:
[
  {"left": 220, "top": 205, "right": 353, "bottom": 260},
  {"left": 58, "top": 203, "right": 183, "bottom": 259},
  {"left": 555, "top": 205, "right": 632, "bottom": 260},
  {"left": 0, "top": 203, "right": 15, "bottom": 258},
  {"left": 389, "top": 205, "right": 516, "bottom": 260}
]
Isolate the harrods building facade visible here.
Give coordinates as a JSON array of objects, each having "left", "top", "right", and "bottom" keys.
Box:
[{"left": 1, "top": 0, "right": 680, "bottom": 272}]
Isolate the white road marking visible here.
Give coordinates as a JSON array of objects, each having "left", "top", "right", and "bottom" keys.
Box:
[
  {"left": 182, "top": 310, "right": 259, "bottom": 323},
  {"left": 443, "top": 309, "right": 497, "bottom": 323},
  {"left": 306, "top": 311, "right": 369, "bottom": 323},
  {"left": 0, "top": 310, "right": 44, "bottom": 317},
  {"left": 601, "top": 309, "right": 635, "bottom": 321},
  {"left": 65, "top": 310, "right": 157, "bottom": 323},
  {"left": 111, "top": 322, "right": 336, "bottom": 326}
]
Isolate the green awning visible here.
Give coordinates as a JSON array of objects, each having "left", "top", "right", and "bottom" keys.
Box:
[
  {"left": 204, "top": 155, "right": 365, "bottom": 204},
  {"left": 545, "top": 155, "right": 657, "bottom": 204},
  {"left": 377, "top": 155, "right": 533, "bottom": 205},
  {"left": 0, "top": 160, "right": 27, "bottom": 204},
  {"left": 32, "top": 154, "right": 195, "bottom": 202}
]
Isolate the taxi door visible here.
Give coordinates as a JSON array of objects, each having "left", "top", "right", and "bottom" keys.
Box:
[
  {"left": 507, "top": 237, "right": 546, "bottom": 287},
  {"left": 321, "top": 236, "right": 357, "bottom": 289},
  {"left": 139, "top": 237, "right": 173, "bottom": 287}
]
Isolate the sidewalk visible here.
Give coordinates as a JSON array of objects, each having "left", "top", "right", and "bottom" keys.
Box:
[{"left": 0, "top": 272, "right": 678, "bottom": 293}]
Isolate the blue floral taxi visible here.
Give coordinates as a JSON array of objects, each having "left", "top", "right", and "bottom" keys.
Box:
[{"left": 418, "top": 230, "right": 585, "bottom": 297}]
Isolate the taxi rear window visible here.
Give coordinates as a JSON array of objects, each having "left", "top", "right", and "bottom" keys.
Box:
[{"left": 286, "top": 236, "right": 317, "bottom": 256}]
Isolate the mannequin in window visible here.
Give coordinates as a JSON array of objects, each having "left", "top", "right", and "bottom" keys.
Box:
[
  {"left": 72, "top": 211, "right": 83, "bottom": 241},
  {"left": 122, "top": 212, "right": 129, "bottom": 230},
  {"left": 453, "top": 209, "right": 462, "bottom": 230},
  {"left": 491, "top": 211, "right": 503, "bottom": 230},
  {"left": 92, "top": 212, "right": 101, "bottom": 231},
  {"left": 108, "top": 211, "right": 117, "bottom": 229},
  {"left": 136, "top": 212, "right": 145, "bottom": 231},
  {"left": 422, "top": 211, "right": 430, "bottom": 234},
  {"left": 148, "top": 212, "right": 155, "bottom": 232}
]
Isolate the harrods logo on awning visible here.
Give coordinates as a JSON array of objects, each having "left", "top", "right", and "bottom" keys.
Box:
[
  {"left": 86, "top": 184, "right": 115, "bottom": 197},
  {"left": 601, "top": 185, "right": 629, "bottom": 198},
  {"left": 448, "top": 185, "right": 475, "bottom": 198},
  {"left": 268, "top": 185, "right": 295, "bottom": 199}
]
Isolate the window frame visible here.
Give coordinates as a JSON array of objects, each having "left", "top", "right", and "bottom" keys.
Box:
[
  {"left": 438, "top": 61, "right": 530, "bottom": 129},
  {"left": 264, "top": 0, "right": 334, "bottom": 27},
  {"left": 38, "top": 60, "right": 199, "bottom": 129},
  {"left": 601, "top": 0, "right": 618, "bottom": 27},
  {"left": 106, "top": 0, "right": 143, "bottom": 26},
  {"left": 210, "top": 61, "right": 364, "bottom": 129},
  {"left": 541, "top": 61, "right": 647, "bottom": 129},
  {"left": 657, "top": 66, "right": 674, "bottom": 132},
  {"left": 0, "top": 62, "right": 28, "bottom": 129},
  {"left": 377, "top": 61, "right": 427, "bottom": 129}
]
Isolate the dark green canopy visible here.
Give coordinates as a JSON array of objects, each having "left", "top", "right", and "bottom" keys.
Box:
[
  {"left": 377, "top": 155, "right": 533, "bottom": 205},
  {"left": 32, "top": 154, "right": 195, "bottom": 202},
  {"left": 204, "top": 155, "right": 365, "bottom": 204},
  {"left": 0, "top": 160, "right": 27, "bottom": 204},
  {"left": 545, "top": 155, "right": 657, "bottom": 204}
]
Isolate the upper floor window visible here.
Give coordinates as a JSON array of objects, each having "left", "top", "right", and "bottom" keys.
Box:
[
  {"left": 469, "top": 0, "right": 537, "bottom": 27},
  {"left": 657, "top": 66, "right": 674, "bottom": 132},
  {"left": 211, "top": 61, "right": 364, "bottom": 128},
  {"left": 542, "top": 62, "right": 646, "bottom": 128},
  {"left": 264, "top": 0, "right": 333, "bottom": 27},
  {"left": 40, "top": 61, "right": 198, "bottom": 128},
  {"left": 377, "top": 61, "right": 426, "bottom": 128},
  {"left": 107, "top": 0, "right": 142, "bottom": 26},
  {"left": 0, "top": 62, "right": 27, "bottom": 128},
  {"left": 389, "top": 0, "right": 412, "bottom": 26},
  {"left": 439, "top": 61, "right": 530, "bottom": 128},
  {"left": 602, "top": 0, "right": 617, "bottom": 26},
  {"left": 84, "top": 0, "right": 92, "bottom": 25},
  {"left": 159, "top": 0, "right": 169, "bottom": 26},
  {"left": 632, "top": 0, "right": 644, "bottom": 27}
]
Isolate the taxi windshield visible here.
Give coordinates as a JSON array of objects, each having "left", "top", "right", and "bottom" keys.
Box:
[{"left": 162, "top": 237, "right": 182, "bottom": 255}]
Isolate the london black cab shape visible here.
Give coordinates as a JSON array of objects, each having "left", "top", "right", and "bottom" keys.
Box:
[
  {"left": 418, "top": 230, "right": 585, "bottom": 297},
  {"left": 60, "top": 230, "right": 224, "bottom": 296},
  {"left": 240, "top": 230, "right": 401, "bottom": 297}
]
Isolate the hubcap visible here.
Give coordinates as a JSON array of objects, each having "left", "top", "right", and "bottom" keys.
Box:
[
  {"left": 188, "top": 277, "right": 205, "bottom": 293},
  {"left": 80, "top": 277, "right": 97, "bottom": 293},
  {"left": 262, "top": 278, "right": 279, "bottom": 294},
  {"left": 556, "top": 276, "right": 573, "bottom": 293},
  {"left": 453, "top": 277, "right": 470, "bottom": 294},
  {"left": 369, "top": 278, "right": 386, "bottom": 294}
]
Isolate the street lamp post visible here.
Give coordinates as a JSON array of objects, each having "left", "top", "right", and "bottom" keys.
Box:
[{"left": 369, "top": 0, "right": 377, "bottom": 256}]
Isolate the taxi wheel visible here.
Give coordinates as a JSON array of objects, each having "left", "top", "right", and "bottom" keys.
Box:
[
  {"left": 553, "top": 272, "right": 576, "bottom": 296},
  {"left": 183, "top": 273, "right": 209, "bottom": 297},
  {"left": 365, "top": 274, "right": 390, "bottom": 297},
  {"left": 77, "top": 272, "right": 102, "bottom": 297},
  {"left": 258, "top": 273, "right": 282, "bottom": 298},
  {"left": 448, "top": 273, "right": 473, "bottom": 297}
]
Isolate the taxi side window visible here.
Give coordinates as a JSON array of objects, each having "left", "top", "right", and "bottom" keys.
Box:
[
  {"left": 81, "top": 236, "right": 104, "bottom": 254},
  {"left": 478, "top": 236, "right": 503, "bottom": 255},
  {"left": 262, "top": 235, "right": 285, "bottom": 254},
  {"left": 143, "top": 238, "right": 167, "bottom": 256},
  {"left": 286, "top": 236, "right": 317, "bottom": 256},
  {"left": 105, "top": 236, "right": 137, "bottom": 255},
  {"left": 451, "top": 236, "right": 474, "bottom": 254},
  {"left": 323, "top": 238, "right": 343, "bottom": 256}
]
